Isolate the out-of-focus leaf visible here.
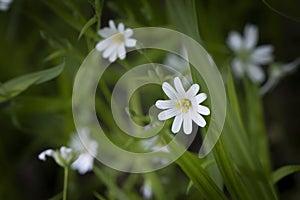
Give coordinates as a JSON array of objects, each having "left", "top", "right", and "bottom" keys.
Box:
[
  {"left": 272, "top": 165, "right": 300, "bottom": 184},
  {"left": 78, "top": 16, "right": 97, "bottom": 40},
  {"left": 94, "top": 192, "right": 107, "bottom": 200},
  {"left": 176, "top": 151, "right": 227, "bottom": 200},
  {"left": 262, "top": 0, "right": 300, "bottom": 22},
  {"left": 0, "top": 63, "right": 64, "bottom": 103}
]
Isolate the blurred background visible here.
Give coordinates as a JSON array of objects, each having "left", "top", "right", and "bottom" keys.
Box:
[{"left": 0, "top": 0, "right": 299, "bottom": 199}]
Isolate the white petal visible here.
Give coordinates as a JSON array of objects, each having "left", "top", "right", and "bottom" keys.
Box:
[
  {"left": 227, "top": 31, "right": 242, "bottom": 51},
  {"left": 174, "top": 77, "right": 185, "bottom": 94},
  {"left": 124, "top": 28, "right": 133, "bottom": 37},
  {"left": 192, "top": 113, "right": 207, "bottom": 127},
  {"left": 162, "top": 82, "right": 177, "bottom": 99},
  {"left": 155, "top": 100, "right": 176, "bottom": 109},
  {"left": 231, "top": 58, "right": 245, "bottom": 78},
  {"left": 108, "top": 20, "right": 117, "bottom": 30},
  {"left": 197, "top": 105, "right": 210, "bottom": 115},
  {"left": 183, "top": 113, "right": 193, "bottom": 134},
  {"left": 172, "top": 115, "right": 183, "bottom": 133},
  {"left": 195, "top": 93, "right": 207, "bottom": 104},
  {"left": 117, "top": 44, "right": 126, "bottom": 60},
  {"left": 60, "top": 146, "right": 73, "bottom": 161},
  {"left": 244, "top": 24, "right": 258, "bottom": 49},
  {"left": 118, "top": 23, "right": 125, "bottom": 32},
  {"left": 251, "top": 45, "right": 274, "bottom": 65},
  {"left": 95, "top": 39, "right": 110, "bottom": 52},
  {"left": 158, "top": 108, "right": 180, "bottom": 121},
  {"left": 186, "top": 84, "right": 199, "bottom": 99},
  {"left": 98, "top": 28, "right": 117, "bottom": 38},
  {"left": 246, "top": 64, "right": 265, "bottom": 83},
  {"left": 108, "top": 50, "right": 118, "bottom": 62},
  {"left": 71, "top": 153, "right": 94, "bottom": 174},
  {"left": 125, "top": 38, "right": 137, "bottom": 47},
  {"left": 102, "top": 43, "right": 118, "bottom": 59},
  {"left": 38, "top": 149, "right": 55, "bottom": 161}
]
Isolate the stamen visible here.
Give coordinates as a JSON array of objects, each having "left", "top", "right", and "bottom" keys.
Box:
[
  {"left": 178, "top": 99, "right": 192, "bottom": 113},
  {"left": 112, "top": 33, "right": 124, "bottom": 44}
]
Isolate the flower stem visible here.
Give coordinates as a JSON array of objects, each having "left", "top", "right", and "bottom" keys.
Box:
[{"left": 63, "top": 167, "right": 69, "bottom": 200}]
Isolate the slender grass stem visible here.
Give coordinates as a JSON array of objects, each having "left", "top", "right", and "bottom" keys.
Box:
[{"left": 63, "top": 167, "right": 69, "bottom": 200}]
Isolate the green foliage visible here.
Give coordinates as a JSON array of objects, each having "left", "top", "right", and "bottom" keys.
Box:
[{"left": 0, "top": 0, "right": 299, "bottom": 199}]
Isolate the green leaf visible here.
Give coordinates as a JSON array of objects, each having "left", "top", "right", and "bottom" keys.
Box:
[
  {"left": 262, "top": 0, "right": 300, "bottom": 22},
  {"left": 94, "top": 192, "right": 108, "bottom": 200},
  {"left": 0, "top": 63, "right": 64, "bottom": 103},
  {"left": 272, "top": 165, "right": 300, "bottom": 184},
  {"left": 176, "top": 151, "right": 227, "bottom": 200},
  {"left": 78, "top": 16, "right": 98, "bottom": 40}
]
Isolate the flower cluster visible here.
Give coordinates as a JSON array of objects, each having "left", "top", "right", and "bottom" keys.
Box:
[{"left": 39, "top": 128, "right": 98, "bottom": 174}]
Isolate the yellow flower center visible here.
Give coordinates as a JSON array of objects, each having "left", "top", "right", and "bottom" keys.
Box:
[
  {"left": 112, "top": 33, "right": 124, "bottom": 44},
  {"left": 176, "top": 99, "right": 192, "bottom": 113}
]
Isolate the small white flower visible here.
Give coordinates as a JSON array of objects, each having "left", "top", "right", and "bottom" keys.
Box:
[
  {"left": 155, "top": 77, "right": 210, "bottom": 135},
  {"left": 0, "top": 0, "right": 13, "bottom": 11},
  {"left": 227, "top": 24, "right": 274, "bottom": 83},
  {"left": 141, "top": 179, "right": 153, "bottom": 199},
  {"left": 38, "top": 146, "right": 75, "bottom": 168},
  {"left": 95, "top": 20, "right": 137, "bottom": 62},
  {"left": 69, "top": 128, "right": 98, "bottom": 174},
  {"left": 260, "top": 58, "right": 300, "bottom": 95}
]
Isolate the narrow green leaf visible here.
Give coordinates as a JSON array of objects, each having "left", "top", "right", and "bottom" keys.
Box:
[
  {"left": 176, "top": 151, "right": 227, "bottom": 200},
  {"left": 94, "top": 192, "right": 107, "bottom": 200},
  {"left": 0, "top": 63, "right": 64, "bottom": 103},
  {"left": 272, "top": 165, "right": 300, "bottom": 184},
  {"left": 78, "top": 16, "right": 97, "bottom": 40}
]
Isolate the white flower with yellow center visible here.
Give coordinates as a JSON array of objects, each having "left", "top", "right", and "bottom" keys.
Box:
[
  {"left": 227, "top": 24, "right": 274, "bottom": 83},
  {"left": 155, "top": 77, "right": 210, "bottom": 135},
  {"left": 95, "top": 20, "right": 137, "bottom": 62}
]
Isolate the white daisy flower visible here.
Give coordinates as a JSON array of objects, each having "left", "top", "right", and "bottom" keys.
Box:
[
  {"left": 227, "top": 24, "right": 274, "bottom": 83},
  {"left": 69, "top": 128, "right": 98, "bottom": 174},
  {"left": 155, "top": 77, "right": 210, "bottom": 135},
  {"left": 0, "top": 0, "right": 13, "bottom": 11},
  {"left": 260, "top": 58, "right": 300, "bottom": 95},
  {"left": 38, "top": 146, "right": 75, "bottom": 168},
  {"left": 95, "top": 20, "right": 137, "bottom": 62}
]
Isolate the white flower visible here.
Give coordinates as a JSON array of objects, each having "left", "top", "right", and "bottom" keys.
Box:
[
  {"left": 141, "top": 179, "right": 153, "bottom": 199},
  {"left": 69, "top": 128, "right": 98, "bottom": 174},
  {"left": 155, "top": 77, "right": 210, "bottom": 135},
  {"left": 260, "top": 58, "right": 300, "bottom": 95},
  {"left": 0, "top": 0, "right": 13, "bottom": 11},
  {"left": 38, "top": 146, "right": 75, "bottom": 168},
  {"left": 95, "top": 20, "right": 137, "bottom": 62},
  {"left": 227, "top": 24, "right": 274, "bottom": 83}
]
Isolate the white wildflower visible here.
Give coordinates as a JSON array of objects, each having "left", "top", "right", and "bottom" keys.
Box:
[
  {"left": 260, "top": 58, "right": 300, "bottom": 95},
  {"left": 96, "top": 20, "right": 137, "bottom": 62},
  {"left": 227, "top": 24, "right": 274, "bottom": 83},
  {"left": 69, "top": 128, "right": 98, "bottom": 174},
  {"left": 38, "top": 146, "right": 75, "bottom": 168},
  {"left": 0, "top": 0, "right": 13, "bottom": 11},
  {"left": 141, "top": 179, "right": 153, "bottom": 199},
  {"left": 155, "top": 77, "right": 210, "bottom": 135}
]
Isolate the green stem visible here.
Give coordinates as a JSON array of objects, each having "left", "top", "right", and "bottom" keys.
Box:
[{"left": 63, "top": 167, "right": 69, "bottom": 200}]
